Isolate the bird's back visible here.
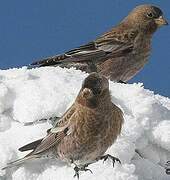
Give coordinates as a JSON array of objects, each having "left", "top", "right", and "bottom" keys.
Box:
[{"left": 96, "top": 25, "right": 151, "bottom": 81}]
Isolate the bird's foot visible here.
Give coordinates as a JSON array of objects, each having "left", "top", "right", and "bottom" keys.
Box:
[
  {"left": 73, "top": 164, "right": 93, "bottom": 179},
  {"left": 165, "top": 160, "right": 170, "bottom": 175},
  {"left": 118, "top": 80, "right": 127, "bottom": 84},
  {"left": 98, "top": 154, "right": 121, "bottom": 167}
]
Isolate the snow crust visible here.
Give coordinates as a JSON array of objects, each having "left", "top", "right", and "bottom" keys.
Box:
[{"left": 0, "top": 67, "right": 169, "bottom": 180}]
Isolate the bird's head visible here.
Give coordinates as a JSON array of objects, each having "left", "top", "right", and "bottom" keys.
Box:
[
  {"left": 123, "top": 5, "right": 168, "bottom": 34},
  {"left": 77, "top": 73, "right": 110, "bottom": 108}
]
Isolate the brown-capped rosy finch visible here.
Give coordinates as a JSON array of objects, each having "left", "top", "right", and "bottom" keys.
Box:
[
  {"left": 2, "top": 73, "right": 124, "bottom": 178},
  {"left": 31, "top": 4, "right": 168, "bottom": 83}
]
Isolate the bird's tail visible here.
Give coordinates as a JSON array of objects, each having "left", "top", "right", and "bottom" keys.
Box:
[
  {"left": 30, "top": 54, "right": 68, "bottom": 67},
  {"left": 2, "top": 154, "right": 40, "bottom": 170}
]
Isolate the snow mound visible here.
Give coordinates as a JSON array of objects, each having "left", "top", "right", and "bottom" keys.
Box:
[{"left": 0, "top": 67, "right": 169, "bottom": 180}]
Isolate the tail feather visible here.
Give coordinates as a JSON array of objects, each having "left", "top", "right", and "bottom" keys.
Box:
[
  {"left": 2, "top": 155, "right": 40, "bottom": 170},
  {"left": 31, "top": 54, "right": 68, "bottom": 67}
]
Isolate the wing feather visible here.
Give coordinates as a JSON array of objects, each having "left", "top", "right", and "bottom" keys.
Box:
[
  {"left": 30, "top": 30, "right": 137, "bottom": 67},
  {"left": 31, "top": 131, "right": 67, "bottom": 155},
  {"left": 21, "top": 106, "right": 76, "bottom": 155},
  {"left": 19, "top": 139, "right": 43, "bottom": 152}
]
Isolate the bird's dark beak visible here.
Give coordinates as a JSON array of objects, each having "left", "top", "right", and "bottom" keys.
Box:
[{"left": 155, "top": 16, "right": 168, "bottom": 26}]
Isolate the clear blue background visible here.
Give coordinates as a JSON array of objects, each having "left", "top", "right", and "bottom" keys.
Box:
[{"left": 0, "top": 0, "right": 169, "bottom": 97}]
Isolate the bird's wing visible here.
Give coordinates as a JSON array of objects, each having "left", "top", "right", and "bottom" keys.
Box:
[
  {"left": 18, "top": 105, "right": 76, "bottom": 153},
  {"left": 30, "top": 42, "right": 106, "bottom": 67},
  {"left": 29, "top": 127, "right": 69, "bottom": 155},
  {"left": 22, "top": 106, "right": 76, "bottom": 156},
  {"left": 112, "top": 103, "right": 124, "bottom": 135},
  {"left": 18, "top": 126, "right": 69, "bottom": 155},
  {"left": 30, "top": 30, "right": 137, "bottom": 67},
  {"left": 19, "top": 139, "right": 43, "bottom": 152}
]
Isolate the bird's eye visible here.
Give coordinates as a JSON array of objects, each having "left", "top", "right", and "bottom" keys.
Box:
[{"left": 147, "top": 12, "right": 154, "bottom": 18}]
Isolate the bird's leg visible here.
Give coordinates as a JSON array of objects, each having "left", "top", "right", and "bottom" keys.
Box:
[
  {"left": 73, "top": 166, "right": 80, "bottom": 179},
  {"left": 118, "top": 80, "right": 127, "bottom": 84},
  {"left": 98, "top": 154, "right": 121, "bottom": 167},
  {"left": 73, "top": 163, "right": 93, "bottom": 179}
]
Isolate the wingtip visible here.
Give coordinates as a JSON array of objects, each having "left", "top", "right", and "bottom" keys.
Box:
[
  {"left": 1, "top": 166, "right": 7, "bottom": 170},
  {"left": 18, "top": 147, "right": 25, "bottom": 152},
  {"left": 1, "top": 161, "right": 19, "bottom": 170},
  {"left": 27, "top": 61, "right": 43, "bottom": 69},
  {"left": 30, "top": 61, "right": 40, "bottom": 66},
  {"left": 1, "top": 164, "right": 12, "bottom": 170},
  {"left": 18, "top": 139, "right": 43, "bottom": 152},
  {"left": 26, "top": 64, "right": 34, "bottom": 69}
]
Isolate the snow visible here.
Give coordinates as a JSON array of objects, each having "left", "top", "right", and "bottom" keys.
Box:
[{"left": 0, "top": 66, "right": 169, "bottom": 180}]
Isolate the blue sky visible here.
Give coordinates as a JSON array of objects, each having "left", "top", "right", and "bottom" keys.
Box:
[{"left": 0, "top": 0, "right": 169, "bottom": 97}]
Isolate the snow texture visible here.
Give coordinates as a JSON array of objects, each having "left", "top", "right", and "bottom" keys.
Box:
[{"left": 0, "top": 67, "right": 169, "bottom": 180}]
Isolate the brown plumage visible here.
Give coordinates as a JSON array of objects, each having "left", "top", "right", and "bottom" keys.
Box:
[
  {"left": 31, "top": 4, "right": 168, "bottom": 82},
  {"left": 2, "top": 73, "right": 124, "bottom": 178}
]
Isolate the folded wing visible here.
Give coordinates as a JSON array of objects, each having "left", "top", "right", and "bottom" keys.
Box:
[{"left": 30, "top": 31, "right": 136, "bottom": 67}]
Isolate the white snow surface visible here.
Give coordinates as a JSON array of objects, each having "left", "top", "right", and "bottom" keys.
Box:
[{"left": 0, "top": 66, "right": 169, "bottom": 180}]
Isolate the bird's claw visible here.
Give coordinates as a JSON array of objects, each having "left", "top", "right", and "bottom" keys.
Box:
[
  {"left": 74, "top": 166, "right": 80, "bottom": 179},
  {"left": 99, "top": 154, "right": 121, "bottom": 167},
  {"left": 73, "top": 164, "right": 93, "bottom": 179},
  {"left": 165, "top": 160, "right": 170, "bottom": 175}
]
